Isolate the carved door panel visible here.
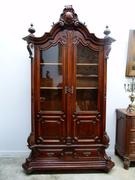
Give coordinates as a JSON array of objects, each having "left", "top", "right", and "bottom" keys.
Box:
[
  {"left": 70, "top": 35, "right": 103, "bottom": 144},
  {"left": 36, "top": 43, "right": 67, "bottom": 144}
]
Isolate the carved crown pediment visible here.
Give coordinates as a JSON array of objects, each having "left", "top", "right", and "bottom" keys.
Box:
[{"left": 59, "top": 5, "right": 79, "bottom": 26}]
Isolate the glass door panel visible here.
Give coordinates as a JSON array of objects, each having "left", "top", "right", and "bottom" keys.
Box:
[
  {"left": 41, "top": 44, "right": 62, "bottom": 63},
  {"left": 76, "top": 44, "right": 99, "bottom": 111},
  {"left": 77, "top": 44, "right": 98, "bottom": 63},
  {"left": 77, "top": 76, "right": 98, "bottom": 87},
  {"left": 40, "top": 89, "right": 62, "bottom": 111},
  {"left": 77, "top": 64, "right": 98, "bottom": 75},
  {"left": 76, "top": 89, "right": 98, "bottom": 111},
  {"left": 40, "top": 44, "right": 63, "bottom": 111}
]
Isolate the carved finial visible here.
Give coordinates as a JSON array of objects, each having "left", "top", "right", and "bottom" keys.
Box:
[
  {"left": 28, "top": 24, "right": 35, "bottom": 36},
  {"left": 104, "top": 26, "right": 111, "bottom": 37},
  {"left": 59, "top": 5, "right": 79, "bottom": 26}
]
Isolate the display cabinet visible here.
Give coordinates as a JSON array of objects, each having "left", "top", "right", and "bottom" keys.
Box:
[{"left": 22, "top": 5, "right": 115, "bottom": 173}]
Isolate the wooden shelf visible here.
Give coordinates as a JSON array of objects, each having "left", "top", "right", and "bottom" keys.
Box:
[
  {"left": 40, "top": 63, "right": 62, "bottom": 65},
  {"left": 76, "top": 87, "right": 98, "bottom": 90},
  {"left": 40, "top": 87, "right": 62, "bottom": 90},
  {"left": 76, "top": 74, "right": 98, "bottom": 77},
  {"left": 76, "top": 63, "right": 98, "bottom": 66}
]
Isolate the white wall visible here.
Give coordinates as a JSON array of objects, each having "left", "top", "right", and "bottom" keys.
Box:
[{"left": 0, "top": 0, "right": 135, "bottom": 156}]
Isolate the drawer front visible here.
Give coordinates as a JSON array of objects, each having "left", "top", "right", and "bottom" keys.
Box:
[
  {"left": 129, "top": 143, "right": 135, "bottom": 154},
  {"left": 33, "top": 148, "right": 63, "bottom": 159},
  {"left": 131, "top": 118, "right": 135, "bottom": 128},
  {"left": 74, "top": 149, "right": 100, "bottom": 160},
  {"left": 130, "top": 131, "right": 135, "bottom": 142}
]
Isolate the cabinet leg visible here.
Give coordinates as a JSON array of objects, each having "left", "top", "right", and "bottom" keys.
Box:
[
  {"left": 124, "top": 158, "right": 130, "bottom": 170},
  {"left": 115, "top": 148, "right": 118, "bottom": 156}
]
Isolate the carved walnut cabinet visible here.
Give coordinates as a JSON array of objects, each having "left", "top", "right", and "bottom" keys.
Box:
[{"left": 22, "top": 6, "right": 115, "bottom": 173}]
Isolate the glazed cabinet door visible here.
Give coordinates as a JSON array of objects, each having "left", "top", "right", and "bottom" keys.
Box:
[
  {"left": 71, "top": 42, "right": 102, "bottom": 144},
  {"left": 36, "top": 43, "right": 67, "bottom": 144}
]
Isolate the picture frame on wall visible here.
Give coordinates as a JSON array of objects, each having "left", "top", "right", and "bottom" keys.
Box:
[{"left": 126, "top": 30, "right": 135, "bottom": 77}]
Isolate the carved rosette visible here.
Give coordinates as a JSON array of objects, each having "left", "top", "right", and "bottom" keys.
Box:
[{"left": 59, "top": 5, "right": 79, "bottom": 26}]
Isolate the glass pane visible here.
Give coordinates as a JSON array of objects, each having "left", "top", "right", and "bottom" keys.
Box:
[
  {"left": 77, "top": 65, "right": 98, "bottom": 76},
  {"left": 76, "top": 44, "right": 99, "bottom": 111},
  {"left": 76, "top": 89, "right": 98, "bottom": 111},
  {"left": 40, "top": 89, "right": 62, "bottom": 111},
  {"left": 77, "top": 44, "right": 98, "bottom": 64},
  {"left": 41, "top": 44, "right": 62, "bottom": 63},
  {"left": 77, "top": 77, "right": 98, "bottom": 87},
  {"left": 40, "top": 65, "right": 62, "bottom": 87},
  {"left": 40, "top": 44, "right": 63, "bottom": 111}
]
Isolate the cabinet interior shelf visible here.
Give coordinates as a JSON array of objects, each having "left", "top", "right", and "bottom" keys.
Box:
[
  {"left": 40, "top": 87, "right": 97, "bottom": 90},
  {"left": 40, "top": 87, "right": 62, "bottom": 89},
  {"left": 40, "top": 63, "right": 62, "bottom": 65},
  {"left": 76, "top": 87, "right": 98, "bottom": 89},
  {"left": 76, "top": 63, "right": 98, "bottom": 66},
  {"left": 76, "top": 74, "right": 98, "bottom": 77}
]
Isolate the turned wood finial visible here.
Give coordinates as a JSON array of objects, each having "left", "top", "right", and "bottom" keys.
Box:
[
  {"left": 28, "top": 24, "right": 36, "bottom": 36},
  {"left": 104, "top": 26, "right": 111, "bottom": 37}
]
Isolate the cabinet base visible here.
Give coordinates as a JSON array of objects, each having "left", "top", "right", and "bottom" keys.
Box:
[{"left": 22, "top": 152, "right": 114, "bottom": 173}]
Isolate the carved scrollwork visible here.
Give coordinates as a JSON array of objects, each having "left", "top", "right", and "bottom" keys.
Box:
[
  {"left": 27, "top": 42, "right": 34, "bottom": 61},
  {"left": 102, "top": 132, "right": 110, "bottom": 148},
  {"left": 104, "top": 45, "right": 111, "bottom": 60},
  {"left": 94, "top": 136, "right": 101, "bottom": 143},
  {"left": 96, "top": 113, "right": 101, "bottom": 121},
  {"left": 36, "top": 136, "right": 44, "bottom": 144},
  {"left": 27, "top": 132, "right": 35, "bottom": 148}
]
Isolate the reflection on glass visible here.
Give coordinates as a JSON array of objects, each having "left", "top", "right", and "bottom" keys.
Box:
[
  {"left": 41, "top": 44, "right": 62, "bottom": 63},
  {"left": 40, "top": 89, "right": 62, "bottom": 111},
  {"left": 40, "top": 44, "right": 63, "bottom": 111},
  {"left": 77, "top": 44, "right": 98, "bottom": 64},
  {"left": 76, "top": 89, "right": 98, "bottom": 111},
  {"left": 40, "top": 65, "right": 62, "bottom": 87}
]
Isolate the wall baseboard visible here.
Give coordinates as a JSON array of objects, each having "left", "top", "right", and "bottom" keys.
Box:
[{"left": 0, "top": 151, "right": 30, "bottom": 157}]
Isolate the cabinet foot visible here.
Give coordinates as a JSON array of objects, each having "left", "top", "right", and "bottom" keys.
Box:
[{"left": 124, "top": 158, "right": 130, "bottom": 170}]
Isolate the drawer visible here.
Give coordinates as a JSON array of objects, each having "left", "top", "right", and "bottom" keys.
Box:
[
  {"left": 33, "top": 148, "right": 62, "bottom": 159},
  {"left": 129, "top": 143, "right": 135, "bottom": 154},
  {"left": 130, "top": 131, "right": 135, "bottom": 142},
  {"left": 131, "top": 119, "right": 135, "bottom": 128},
  {"left": 74, "top": 149, "right": 100, "bottom": 160}
]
